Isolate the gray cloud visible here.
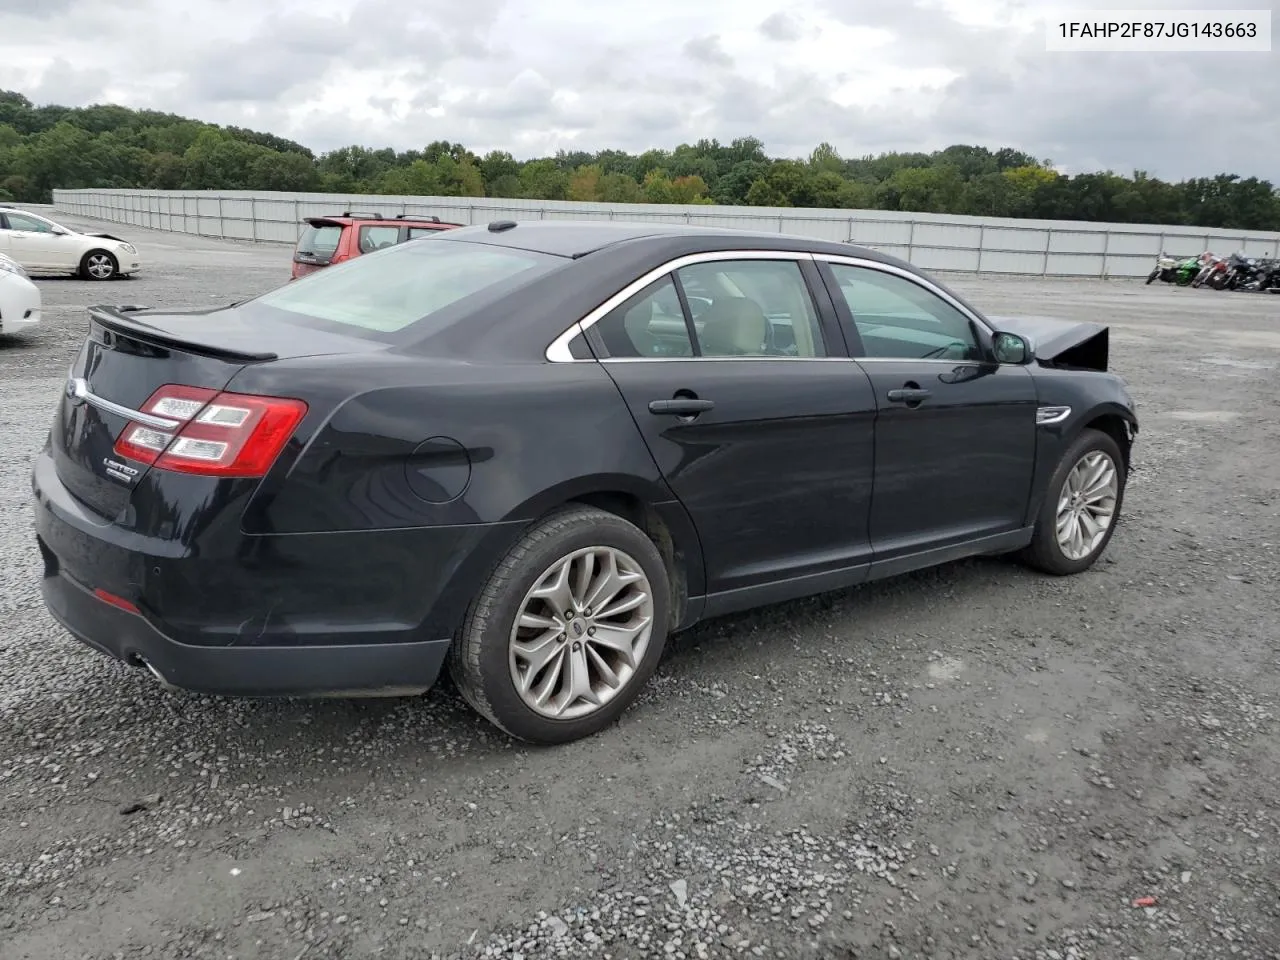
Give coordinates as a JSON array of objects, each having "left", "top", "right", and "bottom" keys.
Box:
[
  {"left": 0, "top": 0, "right": 86, "bottom": 18},
  {"left": 0, "top": 0, "right": 1274, "bottom": 183},
  {"left": 758, "top": 11, "right": 803, "bottom": 42},
  {"left": 682, "top": 35, "right": 733, "bottom": 68},
  {"left": 22, "top": 59, "right": 115, "bottom": 107}
]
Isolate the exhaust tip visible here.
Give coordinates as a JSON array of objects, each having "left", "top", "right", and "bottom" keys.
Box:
[{"left": 127, "top": 653, "right": 176, "bottom": 689}]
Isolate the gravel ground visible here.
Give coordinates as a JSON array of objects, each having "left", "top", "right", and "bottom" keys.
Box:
[{"left": 2, "top": 214, "right": 1279, "bottom": 960}]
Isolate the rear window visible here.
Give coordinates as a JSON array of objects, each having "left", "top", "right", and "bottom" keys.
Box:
[
  {"left": 296, "top": 223, "right": 341, "bottom": 259},
  {"left": 252, "top": 238, "right": 560, "bottom": 336}
]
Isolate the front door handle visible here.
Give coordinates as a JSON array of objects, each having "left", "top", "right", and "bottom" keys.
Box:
[
  {"left": 886, "top": 387, "right": 931, "bottom": 403},
  {"left": 648, "top": 398, "right": 715, "bottom": 416}
]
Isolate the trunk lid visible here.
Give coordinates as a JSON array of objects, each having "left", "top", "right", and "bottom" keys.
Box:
[{"left": 51, "top": 304, "right": 381, "bottom": 520}]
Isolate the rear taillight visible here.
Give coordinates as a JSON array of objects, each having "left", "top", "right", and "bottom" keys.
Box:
[{"left": 114, "top": 384, "right": 308, "bottom": 478}]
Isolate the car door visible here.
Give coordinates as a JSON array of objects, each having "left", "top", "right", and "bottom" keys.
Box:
[
  {"left": 3, "top": 211, "right": 71, "bottom": 270},
  {"left": 583, "top": 252, "right": 878, "bottom": 612},
  {"left": 815, "top": 256, "right": 1037, "bottom": 569}
]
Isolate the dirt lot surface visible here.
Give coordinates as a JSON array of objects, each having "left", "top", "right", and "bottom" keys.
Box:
[{"left": 1, "top": 214, "right": 1278, "bottom": 960}]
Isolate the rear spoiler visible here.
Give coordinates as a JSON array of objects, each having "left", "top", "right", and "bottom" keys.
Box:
[{"left": 88, "top": 305, "right": 279, "bottom": 363}]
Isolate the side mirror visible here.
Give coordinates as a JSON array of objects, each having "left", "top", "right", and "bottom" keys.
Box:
[
  {"left": 51, "top": 227, "right": 69, "bottom": 235},
  {"left": 993, "top": 331, "right": 1031, "bottom": 364}
]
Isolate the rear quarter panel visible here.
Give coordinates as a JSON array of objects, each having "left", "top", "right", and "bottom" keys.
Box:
[
  {"left": 229, "top": 356, "right": 675, "bottom": 535},
  {"left": 221, "top": 354, "right": 692, "bottom": 641}
]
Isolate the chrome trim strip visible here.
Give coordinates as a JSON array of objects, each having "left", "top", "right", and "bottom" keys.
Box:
[
  {"left": 544, "top": 250, "right": 815, "bottom": 363},
  {"left": 812, "top": 254, "right": 997, "bottom": 338},
  {"left": 67, "top": 377, "right": 180, "bottom": 430},
  {"left": 599, "top": 355, "right": 856, "bottom": 364},
  {"left": 1036, "top": 405, "right": 1072, "bottom": 425},
  {"left": 851, "top": 357, "right": 991, "bottom": 365}
]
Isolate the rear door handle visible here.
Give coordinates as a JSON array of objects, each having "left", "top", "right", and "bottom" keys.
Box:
[
  {"left": 648, "top": 398, "right": 715, "bottom": 416},
  {"left": 886, "top": 388, "right": 931, "bottom": 403}
]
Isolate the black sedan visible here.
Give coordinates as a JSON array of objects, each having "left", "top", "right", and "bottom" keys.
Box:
[{"left": 32, "top": 220, "right": 1138, "bottom": 744}]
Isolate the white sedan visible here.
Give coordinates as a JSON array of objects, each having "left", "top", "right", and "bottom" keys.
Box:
[
  {"left": 0, "top": 253, "right": 41, "bottom": 336},
  {"left": 0, "top": 207, "right": 142, "bottom": 280}
]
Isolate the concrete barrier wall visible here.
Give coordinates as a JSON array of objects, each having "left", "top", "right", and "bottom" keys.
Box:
[{"left": 52, "top": 188, "right": 1280, "bottom": 279}]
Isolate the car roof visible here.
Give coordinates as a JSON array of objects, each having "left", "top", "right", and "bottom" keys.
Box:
[
  {"left": 305, "top": 214, "right": 460, "bottom": 227},
  {"left": 435, "top": 219, "right": 900, "bottom": 264}
]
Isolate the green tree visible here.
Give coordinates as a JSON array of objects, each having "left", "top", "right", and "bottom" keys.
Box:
[{"left": 0, "top": 87, "right": 1276, "bottom": 230}]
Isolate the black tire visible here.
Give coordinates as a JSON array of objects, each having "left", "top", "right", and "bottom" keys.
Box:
[
  {"left": 80, "top": 249, "right": 118, "bottom": 281},
  {"left": 1145, "top": 270, "right": 1158, "bottom": 285},
  {"left": 447, "top": 505, "right": 672, "bottom": 744},
  {"left": 1020, "top": 428, "right": 1127, "bottom": 576}
]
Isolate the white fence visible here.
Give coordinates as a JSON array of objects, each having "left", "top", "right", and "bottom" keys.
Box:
[{"left": 52, "top": 188, "right": 1280, "bottom": 279}]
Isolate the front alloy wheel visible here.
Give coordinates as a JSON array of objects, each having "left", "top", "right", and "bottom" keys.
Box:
[
  {"left": 1022, "top": 427, "right": 1127, "bottom": 575},
  {"left": 81, "top": 250, "right": 118, "bottom": 280},
  {"left": 1054, "top": 450, "right": 1119, "bottom": 561}
]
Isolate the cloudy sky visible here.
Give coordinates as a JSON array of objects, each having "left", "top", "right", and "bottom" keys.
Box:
[{"left": 0, "top": 0, "right": 1275, "bottom": 181}]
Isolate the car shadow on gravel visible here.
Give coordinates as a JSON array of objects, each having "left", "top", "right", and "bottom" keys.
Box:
[
  {"left": 10, "top": 551, "right": 1039, "bottom": 767},
  {"left": 0, "top": 334, "right": 43, "bottom": 351}
]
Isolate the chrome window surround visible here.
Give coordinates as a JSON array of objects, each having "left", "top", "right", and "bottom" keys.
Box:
[{"left": 543, "top": 250, "right": 998, "bottom": 364}]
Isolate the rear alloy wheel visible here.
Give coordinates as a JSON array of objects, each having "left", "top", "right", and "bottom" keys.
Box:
[
  {"left": 448, "top": 505, "right": 671, "bottom": 744},
  {"left": 80, "top": 249, "right": 118, "bottom": 281},
  {"left": 1022, "top": 428, "right": 1126, "bottom": 575}
]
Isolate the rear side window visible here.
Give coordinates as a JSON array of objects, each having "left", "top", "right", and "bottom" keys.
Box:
[
  {"left": 358, "top": 225, "right": 401, "bottom": 253},
  {"left": 253, "top": 239, "right": 560, "bottom": 335},
  {"left": 296, "top": 223, "right": 341, "bottom": 259},
  {"left": 407, "top": 226, "right": 445, "bottom": 240}
]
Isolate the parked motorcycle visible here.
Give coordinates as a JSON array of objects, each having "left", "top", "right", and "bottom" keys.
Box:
[
  {"left": 1146, "top": 252, "right": 1203, "bottom": 286},
  {"left": 1250, "top": 258, "right": 1280, "bottom": 292},
  {"left": 1191, "top": 253, "right": 1228, "bottom": 288},
  {"left": 1221, "top": 252, "right": 1262, "bottom": 290}
]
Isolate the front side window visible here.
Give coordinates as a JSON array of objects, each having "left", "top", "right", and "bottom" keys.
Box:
[
  {"left": 252, "top": 238, "right": 558, "bottom": 335},
  {"left": 828, "top": 263, "right": 981, "bottom": 361},
  {"left": 6, "top": 213, "right": 56, "bottom": 233}
]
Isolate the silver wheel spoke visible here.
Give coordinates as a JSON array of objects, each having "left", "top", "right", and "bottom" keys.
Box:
[
  {"left": 1081, "top": 472, "right": 1114, "bottom": 503},
  {"left": 508, "top": 544, "right": 655, "bottom": 721},
  {"left": 530, "top": 560, "right": 575, "bottom": 616},
  {"left": 513, "top": 629, "right": 564, "bottom": 691},
  {"left": 586, "top": 645, "right": 623, "bottom": 690},
  {"left": 530, "top": 648, "right": 567, "bottom": 707},
  {"left": 566, "top": 645, "right": 602, "bottom": 708},
  {"left": 588, "top": 621, "right": 648, "bottom": 669},
  {"left": 518, "top": 611, "right": 560, "bottom": 632},
  {"left": 582, "top": 551, "right": 636, "bottom": 613},
  {"left": 596, "top": 590, "right": 647, "bottom": 619},
  {"left": 572, "top": 551, "right": 596, "bottom": 610}
]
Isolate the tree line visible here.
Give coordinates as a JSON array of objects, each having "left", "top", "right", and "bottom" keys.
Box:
[{"left": 2, "top": 89, "right": 1277, "bottom": 232}]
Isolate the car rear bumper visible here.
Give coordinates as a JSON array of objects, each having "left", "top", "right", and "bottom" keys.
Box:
[
  {"left": 40, "top": 566, "right": 451, "bottom": 697},
  {"left": 0, "top": 276, "right": 41, "bottom": 334},
  {"left": 30, "top": 447, "right": 516, "bottom": 698}
]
